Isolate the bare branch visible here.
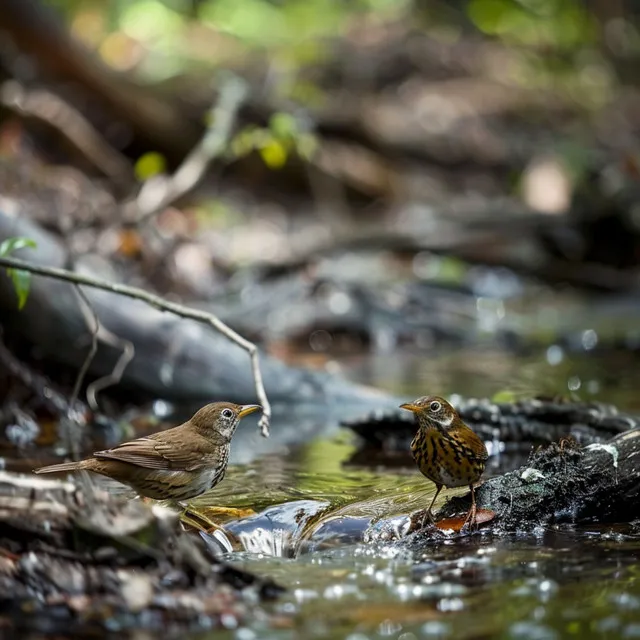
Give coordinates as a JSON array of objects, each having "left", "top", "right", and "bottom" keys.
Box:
[
  {"left": 0, "top": 256, "right": 271, "bottom": 436},
  {"left": 72, "top": 280, "right": 136, "bottom": 410},
  {"left": 86, "top": 332, "right": 134, "bottom": 411},
  {"left": 127, "top": 75, "right": 249, "bottom": 224},
  {"left": 56, "top": 285, "right": 100, "bottom": 470},
  {"left": 69, "top": 285, "right": 99, "bottom": 413},
  {"left": 61, "top": 285, "right": 99, "bottom": 498}
]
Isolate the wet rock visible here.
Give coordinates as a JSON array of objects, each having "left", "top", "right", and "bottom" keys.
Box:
[{"left": 214, "top": 499, "right": 330, "bottom": 557}]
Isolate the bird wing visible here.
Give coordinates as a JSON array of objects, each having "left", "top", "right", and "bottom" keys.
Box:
[
  {"left": 452, "top": 429, "right": 489, "bottom": 463},
  {"left": 470, "top": 435, "right": 489, "bottom": 462},
  {"left": 93, "top": 430, "right": 210, "bottom": 472}
]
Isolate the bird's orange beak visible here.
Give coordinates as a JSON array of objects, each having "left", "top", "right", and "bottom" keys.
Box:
[
  {"left": 238, "top": 404, "right": 262, "bottom": 418},
  {"left": 399, "top": 403, "right": 419, "bottom": 413}
]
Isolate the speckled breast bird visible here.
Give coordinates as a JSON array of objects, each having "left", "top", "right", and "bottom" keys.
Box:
[
  {"left": 35, "top": 402, "right": 261, "bottom": 501},
  {"left": 400, "top": 395, "right": 488, "bottom": 529}
]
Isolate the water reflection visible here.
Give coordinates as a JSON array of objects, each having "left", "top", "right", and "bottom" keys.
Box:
[{"left": 344, "top": 348, "right": 640, "bottom": 413}]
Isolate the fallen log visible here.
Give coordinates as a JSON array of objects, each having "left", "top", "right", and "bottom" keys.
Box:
[
  {"left": 472, "top": 428, "right": 640, "bottom": 527},
  {"left": 0, "top": 210, "right": 398, "bottom": 424}
]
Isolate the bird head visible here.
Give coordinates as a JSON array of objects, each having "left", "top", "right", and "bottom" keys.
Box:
[
  {"left": 399, "top": 395, "right": 458, "bottom": 431},
  {"left": 191, "top": 402, "right": 262, "bottom": 440}
]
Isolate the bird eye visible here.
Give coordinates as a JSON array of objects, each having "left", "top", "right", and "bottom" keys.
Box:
[
  {"left": 430, "top": 401, "right": 441, "bottom": 412},
  {"left": 222, "top": 409, "right": 234, "bottom": 419}
]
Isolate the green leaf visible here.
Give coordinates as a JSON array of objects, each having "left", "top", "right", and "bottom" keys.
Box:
[
  {"left": 269, "top": 112, "right": 297, "bottom": 139},
  {"left": 0, "top": 236, "right": 36, "bottom": 310},
  {"left": 7, "top": 268, "right": 31, "bottom": 310},
  {"left": 0, "top": 236, "right": 36, "bottom": 257}
]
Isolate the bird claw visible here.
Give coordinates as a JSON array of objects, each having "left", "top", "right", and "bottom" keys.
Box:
[
  {"left": 461, "top": 520, "right": 478, "bottom": 533},
  {"left": 409, "top": 509, "right": 437, "bottom": 532},
  {"left": 460, "top": 506, "right": 479, "bottom": 533}
]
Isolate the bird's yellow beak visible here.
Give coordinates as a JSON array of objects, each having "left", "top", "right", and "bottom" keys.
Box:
[
  {"left": 238, "top": 404, "right": 262, "bottom": 418},
  {"left": 399, "top": 402, "right": 419, "bottom": 413}
]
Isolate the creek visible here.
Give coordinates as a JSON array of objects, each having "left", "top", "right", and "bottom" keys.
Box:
[{"left": 174, "top": 348, "right": 640, "bottom": 640}]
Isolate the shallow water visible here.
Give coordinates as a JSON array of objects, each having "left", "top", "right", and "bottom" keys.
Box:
[
  {"left": 212, "top": 525, "right": 640, "bottom": 640},
  {"left": 4, "top": 343, "right": 640, "bottom": 638},
  {"left": 178, "top": 346, "right": 640, "bottom": 639}
]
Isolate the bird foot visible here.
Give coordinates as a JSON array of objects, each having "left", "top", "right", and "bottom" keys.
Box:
[
  {"left": 409, "top": 509, "right": 437, "bottom": 532},
  {"left": 461, "top": 520, "right": 477, "bottom": 533},
  {"left": 460, "top": 506, "right": 478, "bottom": 533}
]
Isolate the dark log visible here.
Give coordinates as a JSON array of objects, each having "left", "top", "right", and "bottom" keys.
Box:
[
  {"left": 475, "top": 428, "right": 640, "bottom": 526},
  {"left": 0, "top": 211, "right": 400, "bottom": 423}
]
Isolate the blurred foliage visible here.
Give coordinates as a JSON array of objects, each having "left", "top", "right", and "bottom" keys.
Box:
[
  {"left": 38, "top": 0, "right": 639, "bottom": 200},
  {"left": 43, "top": 0, "right": 411, "bottom": 83},
  {"left": 468, "top": 0, "right": 596, "bottom": 49},
  {"left": 41, "top": 0, "right": 637, "bottom": 88},
  {"left": 232, "top": 113, "right": 318, "bottom": 169},
  {"left": 134, "top": 150, "right": 167, "bottom": 180}
]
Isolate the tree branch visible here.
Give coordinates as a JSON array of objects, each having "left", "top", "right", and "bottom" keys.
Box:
[
  {"left": 0, "top": 256, "right": 271, "bottom": 436},
  {"left": 126, "top": 75, "right": 249, "bottom": 224}
]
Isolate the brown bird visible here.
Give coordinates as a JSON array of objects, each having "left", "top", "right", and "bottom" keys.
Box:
[
  {"left": 35, "top": 402, "right": 261, "bottom": 501},
  {"left": 400, "top": 395, "right": 488, "bottom": 529}
]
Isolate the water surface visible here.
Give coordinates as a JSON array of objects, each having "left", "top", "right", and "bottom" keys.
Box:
[{"left": 186, "top": 346, "right": 640, "bottom": 639}]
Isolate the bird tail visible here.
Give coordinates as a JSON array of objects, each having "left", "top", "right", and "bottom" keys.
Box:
[{"left": 34, "top": 460, "right": 88, "bottom": 474}]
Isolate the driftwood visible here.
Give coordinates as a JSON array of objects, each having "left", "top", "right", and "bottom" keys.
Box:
[
  {"left": 0, "top": 472, "right": 281, "bottom": 632},
  {"left": 380, "top": 425, "right": 640, "bottom": 555}
]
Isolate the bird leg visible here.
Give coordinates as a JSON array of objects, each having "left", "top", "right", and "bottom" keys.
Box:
[
  {"left": 462, "top": 484, "right": 478, "bottom": 531},
  {"left": 421, "top": 483, "right": 443, "bottom": 528}
]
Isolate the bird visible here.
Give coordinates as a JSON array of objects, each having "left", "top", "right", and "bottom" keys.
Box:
[
  {"left": 34, "top": 402, "right": 261, "bottom": 502},
  {"left": 400, "top": 395, "right": 488, "bottom": 530}
]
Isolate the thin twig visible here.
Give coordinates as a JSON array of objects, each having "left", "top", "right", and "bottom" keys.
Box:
[
  {"left": 73, "top": 280, "right": 136, "bottom": 411},
  {"left": 0, "top": 256, "right": 271, "bottom": 436},
  {"left": 63, "top": 285, "right": 99, "bottom": 499},
  {"left": 86, "top": 333, "right": 134, "bottom": 411},
  {"left": 57, "top": 286, "right": 98, "bottom": 472},
  {"left": 69, "top": 285, "right": 99, "bottom": 413},
  {"left": 127, "top": 75, "right": 249, "bottom": 224}
]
